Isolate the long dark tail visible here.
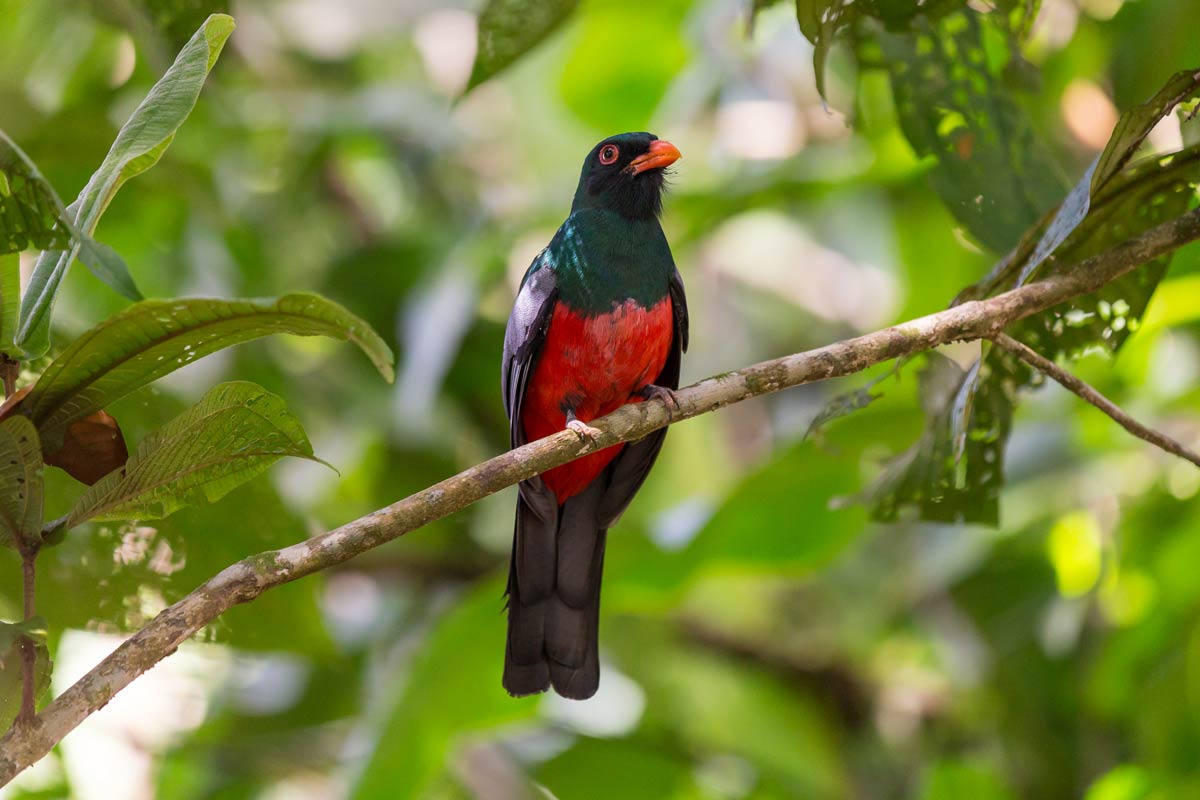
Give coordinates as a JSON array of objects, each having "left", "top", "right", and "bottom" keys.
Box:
[{"left": 503, "top": 484, "right": 607, "bottom": 700}]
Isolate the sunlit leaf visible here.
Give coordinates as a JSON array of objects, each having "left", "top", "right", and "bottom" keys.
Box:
[
  {"left": 68, "top": 382, "right": 319, "bottom": 525},
  {"left": 18, "top": 293, "right": 394, "bottom": 453},
  {"left": 465, "top": 0, "right": 579, "bottom": 93},
  {"left": 0, "top": 416, "right": 43, "bottom": 552},
  {"left": 15, "top": 13, "right": 235, "bottom": 357}
]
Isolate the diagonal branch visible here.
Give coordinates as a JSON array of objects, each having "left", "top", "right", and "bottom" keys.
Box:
[
  {"left": 3, "top": 207, "right": 1200, "bottom": 785},
  {"left": 991, "top": 332, "right": 1200, "bottom": 468}
]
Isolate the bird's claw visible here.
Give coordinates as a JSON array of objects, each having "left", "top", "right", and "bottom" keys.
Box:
[
  {"left": 566, "top": 418, "right": 603, "bottom": 441},
  {"left": 638, "top": 384, "right": 679, "bottom": 411}
]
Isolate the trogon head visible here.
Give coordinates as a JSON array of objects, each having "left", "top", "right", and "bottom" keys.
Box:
[{"left": 571, "top": 132, "right": 682, "bottom": 221}]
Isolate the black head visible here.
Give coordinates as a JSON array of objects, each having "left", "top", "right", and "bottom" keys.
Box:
[{"left": 571, "top": 132, "right": 681, "bottom": 220}]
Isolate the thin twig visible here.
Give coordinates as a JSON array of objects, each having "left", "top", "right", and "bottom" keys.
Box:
[
  {"left": 991, "top": 332, "right": 1200, "bottom": 467},
  {"left": 2, "top": 207, "right": 1200, "bottom": 784}
]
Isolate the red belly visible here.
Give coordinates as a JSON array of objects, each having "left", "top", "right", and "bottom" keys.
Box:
[{"left": 522, "top": 297, "right": 674, "bottom": 504}]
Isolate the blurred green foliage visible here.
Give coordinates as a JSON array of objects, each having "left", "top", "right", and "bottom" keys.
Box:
[{"left": 3, "top": 0, "right": 1200, "bottom": 799}]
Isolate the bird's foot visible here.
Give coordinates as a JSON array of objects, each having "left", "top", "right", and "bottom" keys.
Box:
[
  {"left": 637, "top": 384, "right": 679, "bottom": 411},
  {"left": 565, "top": 412, "right": 603, "bottom": 441}
]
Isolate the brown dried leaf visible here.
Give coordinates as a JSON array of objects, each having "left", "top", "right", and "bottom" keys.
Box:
[{"left": 44, "top": 410, "right": 128, "bottom": 486}]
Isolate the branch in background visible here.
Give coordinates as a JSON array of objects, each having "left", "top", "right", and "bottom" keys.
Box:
[
  {"left": 3, "top": 207, "right": 1200, "bottom": 784},
  {"left": 990, "top": 332, "right": 1200, "bottom": 468}
]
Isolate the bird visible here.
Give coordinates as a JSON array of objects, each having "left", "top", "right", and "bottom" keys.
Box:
[{"left": 500, "top": 132, "right": 688, "bottom": 700}]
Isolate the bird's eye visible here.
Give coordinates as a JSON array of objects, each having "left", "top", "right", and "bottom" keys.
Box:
[{"left": 598, "top": 144, "right": 619, "bottom": 165}]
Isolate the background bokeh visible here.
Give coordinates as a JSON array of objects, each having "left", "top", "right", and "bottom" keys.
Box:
[{"left": 3, "top": 0, "right": 1200, "bottom": 798}]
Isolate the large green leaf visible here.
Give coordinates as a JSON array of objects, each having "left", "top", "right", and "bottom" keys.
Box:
[
  {"left": 67, "top": 382, "right": 320, "bottom": 526},
  {"left": 878, "top": 9, "right": 1067, "bottom": 253},
  {"left": 0, "top": 416, "right": 43, "bottom": 552},
  {"left": 14, "top": 13, "right": 235, "bottom": 358},
  {"left": 465, "top": 0, "right": 578, "bottom": 93},
  {"left": 19, "top": 293, "right": 394, "bottom": 453}
]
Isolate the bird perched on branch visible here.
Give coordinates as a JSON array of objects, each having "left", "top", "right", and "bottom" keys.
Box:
[{"left": 501, "top": 132, "right": 688, "bottom": 699}]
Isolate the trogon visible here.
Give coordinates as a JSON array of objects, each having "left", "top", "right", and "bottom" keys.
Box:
[{"left": 501, "top": 132, "right": 688, "bottom": 700}]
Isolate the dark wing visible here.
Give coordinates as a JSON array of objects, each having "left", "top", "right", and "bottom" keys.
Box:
[
  {"left": 502, "top": 253, "right": 564, "bottom": 696},
  {"left": 502, "top": 251, "right": 561, "bottom": 593},
  {"left": 596, "top": 265, "right": 689, "bottom": 527}
]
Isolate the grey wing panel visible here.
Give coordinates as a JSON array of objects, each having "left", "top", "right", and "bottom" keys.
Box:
[{"left": 502, "top": 255, "right": 559, "bottom": 446}]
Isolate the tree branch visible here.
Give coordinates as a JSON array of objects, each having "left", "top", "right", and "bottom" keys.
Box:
[
  {"left": 3, "top": 207, "right": 1200, "bottom": 784},
  {"left": 991, "top": 332, "right": 1200, "bottom": 468}
]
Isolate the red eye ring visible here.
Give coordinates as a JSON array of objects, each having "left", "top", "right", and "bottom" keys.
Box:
[{"left": 598, "top": 144, "right": 619, "bottom": 165}]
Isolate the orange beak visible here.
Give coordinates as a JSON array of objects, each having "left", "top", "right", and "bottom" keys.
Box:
[{"left": 625, "top": 139, "right": 681, "bottom": 175}]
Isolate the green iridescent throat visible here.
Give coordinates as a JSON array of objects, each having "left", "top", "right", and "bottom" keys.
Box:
[{"left": 534, "top": 209, "right": 674, "bottom": 316}]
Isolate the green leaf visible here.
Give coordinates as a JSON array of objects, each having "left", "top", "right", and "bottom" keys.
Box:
[
  {"left": 869, "top": 66, "right": 1200, "bottom": 525},
  {"left": 537, "top": 737, "right": 699, "bottom": 800},
  {"left": 0, "top": 130, "right": 70, "bottom": 255},
  {"left": 865, "top": 352, "right": 1013, "bottom": 525},
  {"left": 20, "top": 293, "right": 393, "bottom": 453},
  {"left": 1012, "top": 144, "right": 1200, "bottom": 358},
  {"left": 350, "top": 581, "right": 538, "bottom": 800},
  {"left": 921, "top": 761, "right": 1016, "bottom": 800},
  {"left": 796, "top": 0, "right": 857, "bottom": 102},
  {"left": 0, "top": 131, "right": 141, "bottom": 309},
  {"left": 15, "top": 13, "right": 235, "bottom": 358},
  {"left": 76, "top": 237, "right": 143, "bottom": 302},
  {"left": 465, "top": 0, "right": 578, "bottom": 93},
  {"left": 0, "top": 618, "right": 51, "bottom": 732},
  {"left": 0, "top": 416, "right": 44, "bottom": 552},
  {"left": 559, "top": 0, "right": 690, "bottom": 132},
  {"left": 877, "top": 10, "right": 1067, "bottom": 253},
  {"left": 0, "top": 253, "right": 18, "bottom": 357},
  {"left": 67, "top": 382, "right": 320, "bottom": 525},
  {"left": 1095, "top": 69, "right": 1200, "bottom": 192}
]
